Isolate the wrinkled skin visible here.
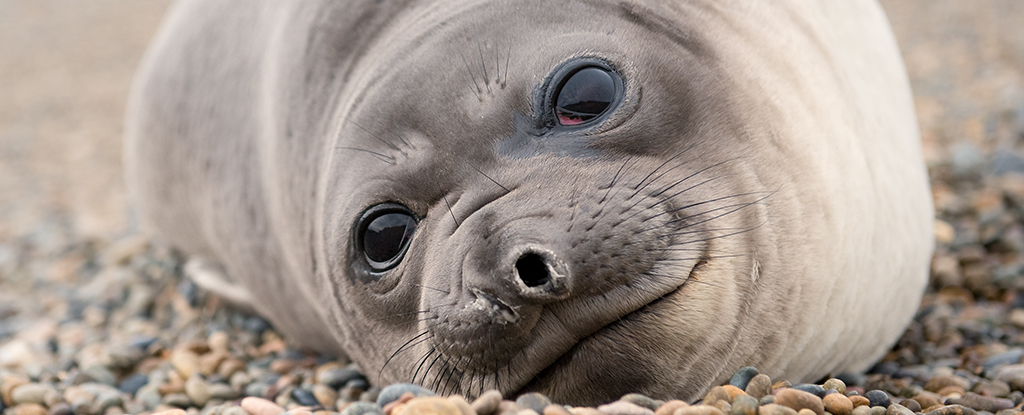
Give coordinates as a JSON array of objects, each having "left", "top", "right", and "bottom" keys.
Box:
[{"left": 125, "top": 0, "right": 933, "bottom": 405}]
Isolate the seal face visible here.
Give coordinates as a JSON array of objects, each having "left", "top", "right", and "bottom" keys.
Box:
[{"left": 125, "top": 0, "right": 934, "bottom": 405}]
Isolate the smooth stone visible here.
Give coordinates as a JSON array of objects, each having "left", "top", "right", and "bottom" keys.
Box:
[
  {"left": 868, "top": 407, "right": 885, "bottom": 415},
  {"left": 13, "top": 403, "right": 48, "bottom": 415},
  {"left": 448, "top": 395, "right": 475, "bottom": 415},
  {"left": 209, "top": 383, "right": 240, "bottom": 401},
  {"left": 673, "top": 405, "right": 724, "bottom": 415},
  {"left": 471, "top": 390, "right": 503, "bottom": 415},
  {"left": 971, "top": 381, "right": 1011, "bottom": 398},
  {"left": 758, "top": 404, "right": 798, "bottom": 415},
  {"left": 823, "top": 380, "right": 847, "bottom": 396},
  {"left": 570, "top": 408, "right": 603, "bottom": 415},
  {"left": 1007, "top": 391, "right": 1023, "bottom": 405},
  {"left": 396, "top": 397, "right": 460, "bottom": 415},
  {"left": 185, "top": 375, "right": 213, "bottom": 407},
  {"left": 722, "top": 386, "right": 746, "bottom": 401},
  {"left": 223, "top": 407, "right": 251, "bottom": 415},
  {"left": 319, "top": 369, "right": 368, "bottom": 391},
  {"left": 774, "top": 389, "right": 824, "bottom": 415},
  {"left": 118, "top": 373, "right": 149, "bottom": 395},
  {"left": 655, "top": 401, "right": 688, "bottom": 415},
  {"left": 518, "top": 393, "right": 553, "bottom": 414},
  {"left": 172, "top": 350, "right": 201, "bottom": 379},
  {"left": 293, "top": 388, "right": 322, "bottom": 408},
  {"left": 885, "top": 404, "right": 914, "bottom": 415},
  {"left": 12, "top": 384, "right": 56, "bottom": 405},
  {"left": 47, "top": 403, "right": 73, "bottom": 415},
  {"left": 926, "top": 376, "right": 972, "bottom": 394},
  {"left": 760, "top": 396, "right": 775, "bottom": 406},
  {"left": 745, "top": 375, "right": 773, "bottom": 400},
  {"left": 938, "top": 386, "right": 967, "bottom": 397},
  {"left": 958, "top": 393, "right": 1014, "bottom": 412},
  {"left": 242, "top": 397, "right": 287, "bottom": 415},
  {"left": 83, "top": 365, "right": 118, "bottom": 387},
  {"left": 729, "top": 395, "right": 757, "bottom": 415},
  {"left": 823, "top": 393, "right": 853, "bottom": 415},
  {"left": 849, "top": 396, "right": 870, "bottom": 408},
  {"left": 598, "top": 401, "right": 654, "bottom": 415},
  {"left": 729, "top": 368, "right": 759, "bottom": 390},
  {"left": 864, "top": 391, "right": 891, "bottom": 408},
  {"left": 793, "top": 385, "right": 827, "bottom": 399},
  {"left": 138, "top": 384, "right": 163, "bottom": 410},
  {"left": 798, "top": 409, "right": 816, "bottom": 415},
  {"left": 150, "top": 410, "right": 188, "bottom": 415},
  {"left": 208, "top": 332, "right": 230, "bottom": 354},
  {"left": 543, "top": 404, "right": 572, "bottom": 415},
  {"left": 313, "top": 385, "right": 339, "bottom": 408},
  {"left": 376, "top": 384, "right": 434, "bottom": 407},
  {"left": 621, "top": 394, "right": 663, "bottom": 411},
  {"left": 164, "top": 393, "right": 192, "bottom": 408},
  {"left": 703, "top": 387, "right": 730, "bottom": 406},
  {"left": 2, "top": 375, "right": 30, "bottom": 406},
  {"left": 850, "top": 406, "right": 871, "bottom": 415},
  {"left": 924, "top": 405, "right": 978, "bottom": 415},
  {"left": 340, "top": 402, "right": 384, "bottom": 415}
]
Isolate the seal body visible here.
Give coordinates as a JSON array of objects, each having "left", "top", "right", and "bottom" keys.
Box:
[{"left": 125, "top": 0, "right": 933, "bottom": 404}]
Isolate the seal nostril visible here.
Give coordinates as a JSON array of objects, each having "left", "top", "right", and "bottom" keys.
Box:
[{"left": 516, "top": 253, "right": 551, "bottom": 288}]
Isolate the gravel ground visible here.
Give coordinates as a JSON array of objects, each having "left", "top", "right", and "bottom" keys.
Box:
[{"left": 2, "top": 1, "right": 1024, "bottom": 415}]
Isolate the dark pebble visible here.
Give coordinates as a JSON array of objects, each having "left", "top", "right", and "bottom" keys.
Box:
[
  {"left": 345, "top": 379, "right": 370, "bottom": 391},
  {"left": 340, "top": 402, "right": 385, "bottom": 415},
  {"left": 0, "top": 397, "right": 6, "bottom": 413},
  {"left": 376, "top": 383, "right": 434, "bottom": 407},
  {"left": 291, "top": 388, "right": 320, "bottom": 408},
  {"left": 730, "top": 367, "right": 760, "bottom": 390},
  {"left": 243, "top": 316, "right": 272, "bottom": 334},
  {"left": 793, "top": 384, "right": 827, "bottom": 398},
  {"left": 320, "top": 368, "right": 367, "bottom": 390},
  {"left": 865, "top": 390, "right": 891, "bottom": 408},
  {"left": 516, "top": 392, "right": 552, "bottom": 413},
  {"left": 924, "top": 405, "right": 978, "bottom": 415},
  {"left": 902, "top": 399, "right": 922, "bottom": 412},
  {"left": 118, "top": 373, "right": 149, "bottom": 395},
  {"left": 825, "top": 389, "right": 839, "bottom": 396},
  {"left": 958, "top": 393, "right": 1014, "bottom": 412},
  {"left": 129, "top": 336, "right": 159, "bottom": 350},
  {"left": 1007, "top": 391, "right": 1023, "bottom": 405},
  {"left": 869, "top": 362, "right": 900, "bottom": 376},
  {"left": 760, "top": 395, "right": 775, "bottom": 406},
  {"left": 837, "top": 373, "right": 867, "bottom": 388}
]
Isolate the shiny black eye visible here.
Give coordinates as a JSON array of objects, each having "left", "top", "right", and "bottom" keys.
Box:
[
  {"left": 357, "top": 204, "right": 418, "bottom": 272},
  {"left": 554, "top": 66, "right": 619, "bottom": 126}
]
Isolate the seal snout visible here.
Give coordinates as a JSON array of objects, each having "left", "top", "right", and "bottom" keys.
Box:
[{"left": 512, "top": 247, "right": 569, "bottom": 301}]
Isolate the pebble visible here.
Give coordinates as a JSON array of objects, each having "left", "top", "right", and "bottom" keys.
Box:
[
  {"left": 758, "top": 404, "right": 798, "bottom": 415},
  {"left": 471, "top": 390, "right": 503, "bottom": 415},
  {"left": 792, "top": 385, "right": 826, "bottom": 398},
  {"left": 395, "top": 397, "right": 459, "bottom": 415},
  {"left": 729, "top": 395, "right": 758, "bottom": 415},
  {"left": 118, "top": 373, "right": 149, "bottom": 395},
  {"left": 823, "top": 393, "right": 853, "bottom": 415},
  {"left": 517, "top": 393, "right": 553, "bottom": 413},
  {"left": 924, "top": 405, "right": 978, "bottom": 415},
  {"left": 913, "top": 393, "right": 943, "bottom": 409},
  {"left": 673, "top": 406, "right": 724, "bottom": 415},
  {"left": 745, "top": 375, "right": 773, "bottom": 399},
  {"left": 150, "top": 410, "right": 188, "bottom": 415},
  {"left": 447, "top": 395, "right": 474, "bottom": 415},
  {"left": 654, "top": 400, "right": 688, "bottom": 415},
  {"left": 955, "top": 393, "right": 1014, "bottom": 412},
  {"left": 597, "top": 401, "right": 654, "bottom": 415},
  {"left": 2, "top": 375, "right": 30, "bottom": 405},
  {"left": 926, "top": 376, "right": 972, "bottom": 393},
  {"left": 171, "top": 349, "right": 201, "bottom": 379},
  {"left": 729, "top": 368, "right": 759, "bottom": 390},
  {"left": 864, "top": 390, "right": 891, "bottom": 408},
  {"left": 971, "top": 380, "right": 1010, "bottom": 397},
  {"left": 773, "top": 388, "right": 824, "bottom": 415},
  {"left": 242, "top": 397, "right": 287, "bottom": 415},
  {"left": 620, "top": 394, "right": 662, "bottom": 411},
  {"left": 11, "top": 383, "right": 57, "bottom": 405},
  {"left": 543, "top": 404, "right": 571, "bottom": 415},
  {"left": 341, "top": 402, "right": 386, "bottom": 415},
  {"left": 823, "top": 379, "right": 847, "bottom": 395},
  {"left": 320, "top": 369, "right": 368, "bottom": 391},
  {"left": 885, "top": 403, "right": 914, "bottom": 415},
  {"left": 47, "top": 403, "right": 72, "bottom": 415},
  {"left": 851, "top": 406, "right": 872, "bottom": 415},
  {"left": 377, "top": 384, "right": 435, "bottom": 407},
  {"left": 901, "top": 399, "right": 922, "bottom": 412},
  {"left": 313, "top": 384, "right": 339, "bottom": 408},
  {"left": 13, "top": 403, "right": 47, "bottom": 415},
  {"left": 184, "top": 375, "right": 213, "bottom": 407},
  {"left": 164, "top": 393, "right": 192, "bottom": 408},
  {"left": 703, "top": 387, "right": 731, "bottom": 407}
]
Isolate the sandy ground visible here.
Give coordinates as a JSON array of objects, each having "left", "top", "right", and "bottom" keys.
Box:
[{"left": 0, "top": 0, "right": 1022, "bottom": 256}]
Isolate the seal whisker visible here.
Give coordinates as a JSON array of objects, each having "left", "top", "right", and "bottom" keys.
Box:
[
  {"left": 503, "top": 43, "right": 510, "bottom": 87},
  {"left": 643, "top": 190, "right": 775, "bottom": 223},
  {"left": 345, "top": 118, "right": 407, "bottom": 156},
  {"left": 459, "top": 51, "right": 483, "bottom": 96},
  {"left": 380, "top": 331, "right": 432, "bottom": 379},
  {"left": 467, "top": 162, "right": 511, "bottom": 193},
  {"left": 649, "top": 157, "right": 742, "bottom": 198},
  {"left": 443, "top": 196, "right": 460, "bottom": 227},
  {"left": 411, "top": 347, "right": 436, "bottom": 385},
  {"left": 631, "top": 144, "right": 697, "bottom": 196},
  {"left": 670, "top": 220, "right": 768, "bottom": 245},
  {"left": 410, "top": 283, "right": 449, "bottom": 294},
  {"left": 333, "top": 147, "right": 396, "bottom": 165},
  {"left": 478, "top": 42, "right": 491, "bottom": 93},
  {"left": 668, "top": 193, "right": 775, "bottom": 229},
  {"left": 379, "top": 309, "right": 432, "bottom": 321}
]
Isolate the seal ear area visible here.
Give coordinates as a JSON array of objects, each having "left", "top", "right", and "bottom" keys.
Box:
[
  {"left": 350, "top": 202, "right": 419, "bottom": 285},
  {"left": 539, "top": 58, "right": 626, "bottom": 131}
]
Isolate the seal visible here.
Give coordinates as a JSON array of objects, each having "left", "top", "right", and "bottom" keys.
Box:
[{"left": 124, "top": 0, "right": 934, "bottom": 405}]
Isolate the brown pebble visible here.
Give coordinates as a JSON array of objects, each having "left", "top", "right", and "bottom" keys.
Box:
[
  {"left": 850, "top": 406, "right": 871, "bottom": 415},
  {"left": 745, "top": 375, "right": 773, "bottom": 399},
  {"left": 242, "top": 396, "right": 287, "bottom": 415},
  {"left": 270, "top": 359, "right": 298, "bottom": 374},
  {"left": 823, "top": 379, "right": 847, "bottom": 395},
  {"left": 823, "top": 393, "right": 853, "bottom": 415},
  {"left": 901, "top": 399, "right": 921, "bottom": 412},
  {"left": 729, "top": 395, "right": 757, "bottom": 415},
  {"left": 199, "top": 351, "right": 230, "bottom": 376},
  {"left": 314, "top": 411, "right": 336, "bottom": 415},
  {"left": 208, "top": 331, "right": 230, "bottom": 353},
  {"left": 849, "top": 396, "right": 870, "bottom": 408},
  {"left": 774, "top": 389, "right": 824, "bottom": 415},
  {"left": 219, "top": 358, "right": 248, "bottom": 379},
  {"left": 912, "top": 394, "right": 942, "bottom": 410},
  {"left": 885, "top": 403, "right": 914, "bottom": 415},
  {"left": 471, "top": 390, "right": 503, "bottom": 415},
  {"left": 772, "top": 381, "right": 793, "bottom": 393},
  {"left": 925, "top": 376, "right": 971, "bottom": 394},
  {"left": 2, "top": 375, "right": 30, "bottom": 406},
  {"left": 150, "top": 410, "right": 188, "bottom": 415},
  {"left": 543, "top": 404, "right": 571, "bottom": 415},
  {"left": 171, "top": 349, "right": 201, "bottom": 379},
  {"left": 673, "top": 405, "right": 725, "bottom": 415},
  {"left": 599, "top": 401, "right": 654, "bottom": 415},
  {"left": 722, "top": 386, "right": 746, "bottom": 401},
  {"left": 568, "top": 408, "right": 603, "bottom": 415},
  {"left": 758, "top": 404, "right": 799, "bottom": 415},
  {"left": 312, "top": 384, "right": 338, "bottom": 409},
  {"left": 923, "top": 405, "right": 977, "bottom": 415},
  {"left": 797, "top": 409, "right": 816, "bottom": 415},
  {"left": 13, "top": 403, "right": 46, "bottom": 415},
  {"left": 384, "top": 393, "right": 418, "bottom": 415},
  {"left": 704, "top": 387, "right": 731, "bottom": 406},
  {"left": 937, "top": 386, "right": 966, "bottom": 397},
  {"left": 448, "top": 395, "right": 476, "bottom": 415},
  {"left": 957, "top": 392, "right": 1014, "bottom": 412},
  {"left": 655, "top": 400, "right": 689, "bottom": 415}
]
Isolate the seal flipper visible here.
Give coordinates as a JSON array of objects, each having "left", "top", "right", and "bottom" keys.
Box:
[{"left": 184, "top": 257, "right": 256, "bottom": 313}]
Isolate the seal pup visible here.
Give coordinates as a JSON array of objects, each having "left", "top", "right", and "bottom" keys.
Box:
[{"left": 125, "top": 0, "right": 934, "bottom": 404}]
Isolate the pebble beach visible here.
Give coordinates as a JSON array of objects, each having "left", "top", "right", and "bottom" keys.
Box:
[{"left": 2, "top": 1, "right": 1024, "bottom": 415}]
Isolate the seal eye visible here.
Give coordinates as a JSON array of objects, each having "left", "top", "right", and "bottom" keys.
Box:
[
  {"left": 554, "top": 66, "right": 618, "bottom": 126},
  {"left": 357, "top": 204, "right": 418, "bottom": 272}
]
